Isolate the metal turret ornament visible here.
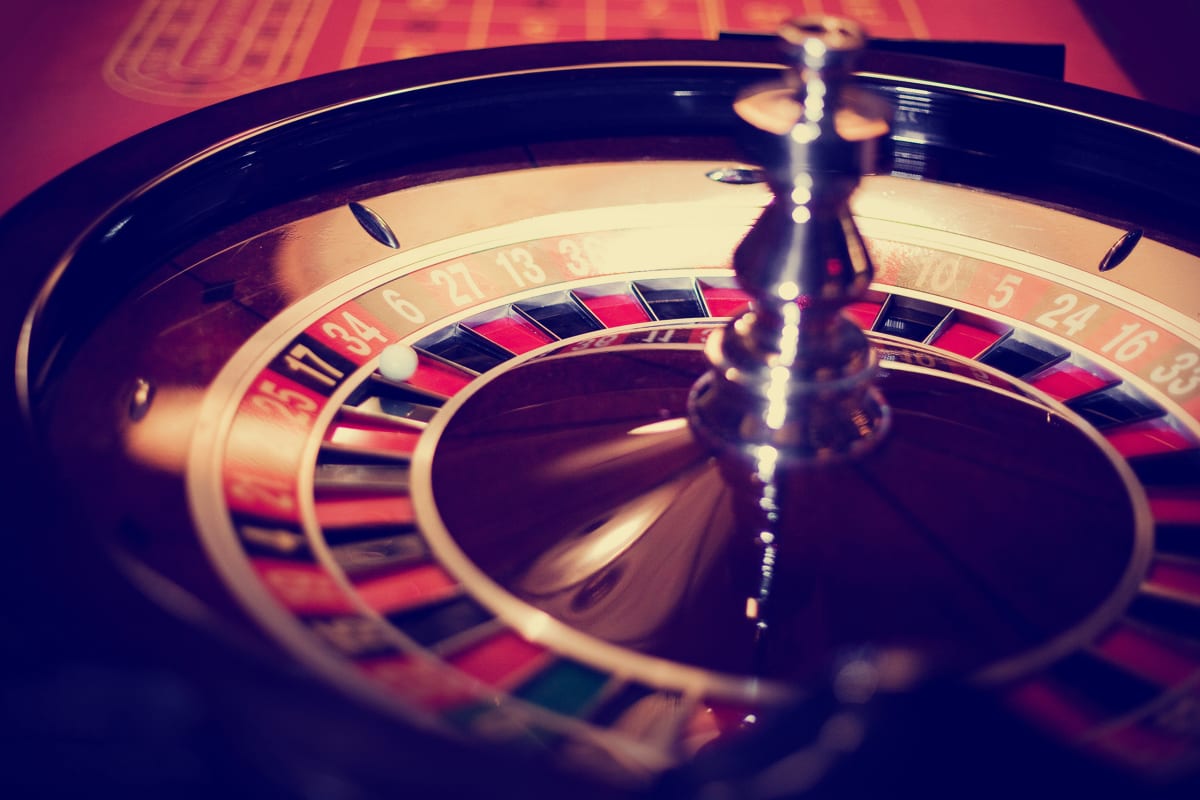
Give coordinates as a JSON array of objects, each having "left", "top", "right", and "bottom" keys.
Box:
[{"left": 689, "top": 16, "right": 891, "bottom": 464}]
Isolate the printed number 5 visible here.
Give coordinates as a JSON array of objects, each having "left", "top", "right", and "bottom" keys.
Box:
[{"left": 987, "top": 275, "right": 1022, "bottom": 309}]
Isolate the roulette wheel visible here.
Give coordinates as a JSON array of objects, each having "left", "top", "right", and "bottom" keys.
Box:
[{"left": 2, "top": 14, "right": 1199, "bottom": 799}]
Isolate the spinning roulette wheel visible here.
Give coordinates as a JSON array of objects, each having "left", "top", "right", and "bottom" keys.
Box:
[{"left": 3, "top": 15, "right": 1200, "bottom": 799}]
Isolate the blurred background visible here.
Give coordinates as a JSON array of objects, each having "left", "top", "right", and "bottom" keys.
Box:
[{"left": 2, "top": 0, "right": 1197, "bottom": 214}]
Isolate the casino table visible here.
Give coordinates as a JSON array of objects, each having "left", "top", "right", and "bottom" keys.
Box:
[
  {"left": 0, "top": 0, "right": 1164, "bottom": 215},
  {"left": 3, "top": 2, "right": 1200, "bottom": 799}
]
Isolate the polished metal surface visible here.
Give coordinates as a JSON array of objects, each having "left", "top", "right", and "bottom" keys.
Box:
[{"left": 688, "top": 17, "right": 891, "bottom": 465}]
